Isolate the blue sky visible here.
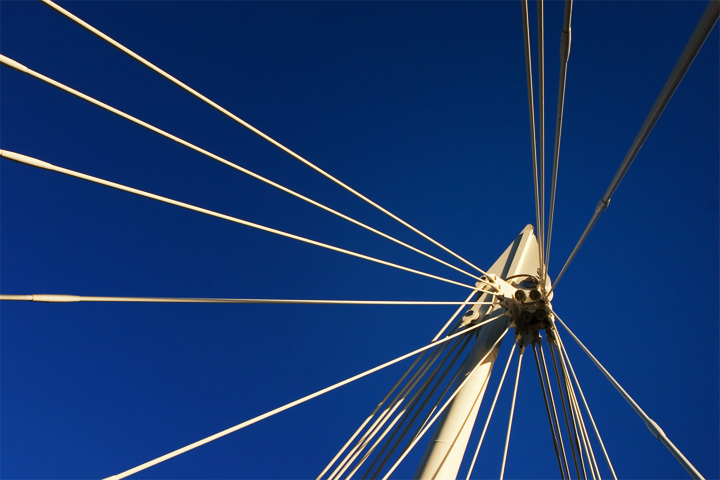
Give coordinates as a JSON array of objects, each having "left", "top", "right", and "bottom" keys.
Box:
[{"left": 1, "top": 1, "right": 718, "bottom": 479}]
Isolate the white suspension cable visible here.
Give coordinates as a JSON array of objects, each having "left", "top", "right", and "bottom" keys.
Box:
[
  {"left": 573, "top": 382, "right": 600, "bottom": 480},
  {"left": 333, "top": 298, "right": 488, "bottom": 478},
  {"left": 329, "top": 338, "right": 465, "bottom": 480},
  {"left": 555, "top": 335, "right": 599, "bottom": 480},
  {"left": 549, "top": 338, "right": 583, "bottom": 479},
  {"left": 465, "top": 341, "right": 518, "bottom": 480},
  {"left": 531, "top": 342, "right": 566, "bottom": 479},
  {"left": 410, "top": 305, "right": 503, "bottom": 440},
  {"left": 433, "top": 290, "right": 479, "bottom": 341},
  {"left": 320, "top": 414, "right": 375, "bottom": 480},
  {"left": 354, "top": 336, "right": 474, "bottom": 479},
  {"left": 545, "top": 0, "right": 573, "bottom": 279},
  {"left": 102, "top": 318, "right": 499, "bottom": 480},
  {"left": 553, "top": 340, "right": 591, "bottom": 480},
  {"left": 552, "top": 0, "right": 719, "bottom": 291},
  {"left": 537, "top": 0, "right": 546, "bottom": 273},
  {"left": 323, "top": 344, "right": 449, "bottom": 480},
  {"left": 362, "top": 304, "right": 500, "bottom": 479},
  {"left": 553, "top": 313, "right": 706, "bottom": 480},
  {"left": 409, "top": 304, "right": 503, "bottom": 443},
  {"left": 380, "top": 328, "right": 510, "bottom": 480},
  {"left": 499, "top": 344, "right": 524, "bottom": 480},
  {"left": 38, "top": 0, "right": 489, "bottom": 277},
  {"left": 539, "top": 339, "right": 572, "bottom": 479},
  {"left": 379, "top": 346, "right": 488, "bottom": 479},
  {"left": 554, "top": 329, "right": 617, "bottom": 480},
  {"left": 318, "top": 290, "right": 475, "bottom": 480},
  {"left": 520, "top": 0, "right": 542, "bottom": 266},
  {"left": 0, "top": 294, "right": 495, "bottom": 306},
  {"left": 0, "top": 149, "right": 477, "bottom": 291},
  {"left": 0, "top": 53, "right": 485, "bottom": 284}
]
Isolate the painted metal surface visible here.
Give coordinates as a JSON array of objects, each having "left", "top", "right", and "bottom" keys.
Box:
[{"left": 416, "top": 225, "right": 541, "bottom": 479}]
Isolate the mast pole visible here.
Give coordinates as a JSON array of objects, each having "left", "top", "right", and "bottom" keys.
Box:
[{"left": 415, "top": 225, "right": 543, "bottom": 479}]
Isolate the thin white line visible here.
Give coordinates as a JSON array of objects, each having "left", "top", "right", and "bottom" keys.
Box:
[
  {"left": 319, "top": 290, "right": 477, "bottom": 479},
  {"left": 0, "top": 53, "right": 484, "bottom": 284},
  {"left": 322, "top": 344, "right": 451, "bottom": 480},
  {"left": 0, "top": 294, "right": 495, "bottom": 306},
  {"left": 499, "top": 345, "right": 524, "bottom": 480},
  {"left": 103, "top": 319, "right": 499, "bottom": 480},
  {"left": 465, "top": 341, "right": 518, "bottom": 480},
  {"left": 39, "top": 0, "right": 489, "bottom": 277},
  {"left": 347, "top": 336, "right": 473, "bottom": 479},
  {"left": 530, "top": 342, "right": 566, "bottom": 479},
  {"left": 545, "top": 0, "right": 573, "bottom": 280},
  {"left": 408, "top": 305, "right": 502, "bottom": 441},
  {"left": 0, "top": 149, "right": 476, "bottom": 291},
  {"left": 549, "top": 337, "right": 582, "bottom": 478},
  {"left": 327, "top": 338, "right": 465, "bottom": 480},
  {"left": 554, "top": 338, "right": 593, "bottom": 480},
  {"left": 432, "top": 290, "right": 479, "bottom": 341},
  {"left": 539, "top": 339, "right": 571, "bottom": 478},
  {"left": 551, "top": 0, "right": 720, "bottom": 292},
  {"left": 554, "top": 313, "right": 705, "bottom": 480},
  {"left": 380, "top": 328, "right": 510, "bottom": 480},
  {"left": 335, "top": 307, "right": 501, "bottom": 479},
  {"left": 537, "top": 0, "right": 546, "bottom": 272},
  {"left": 521, "top": 0, "right": 542, "bottom": 268},
  {"left": 554, "top": 329, "right": 617, "bottom": 480}
]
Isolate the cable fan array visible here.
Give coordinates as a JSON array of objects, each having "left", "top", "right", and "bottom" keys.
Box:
[{"left": 0, "top": 0, "right": 716, "bottom": 478}]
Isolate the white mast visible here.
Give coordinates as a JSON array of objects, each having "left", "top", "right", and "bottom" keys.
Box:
[{"left": 415, "top": 224, "right": 543, "bottom": 479}]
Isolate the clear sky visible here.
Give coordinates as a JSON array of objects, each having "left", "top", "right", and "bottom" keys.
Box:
[{"left": 1, "top": 1, "right": 718, "bottom": 479}]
